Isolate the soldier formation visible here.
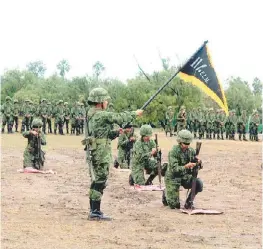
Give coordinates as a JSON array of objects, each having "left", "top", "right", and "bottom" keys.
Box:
[
  {"left": 165, "top": 106, "right": 261, "bottom": 142},
  {"left": 1, "top": 97, "right": 87, "bottom": 136}
]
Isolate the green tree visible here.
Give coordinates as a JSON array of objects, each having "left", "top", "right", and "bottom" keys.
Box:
[
  {"left": 57, "top": 59, "right": 71, "bottom": 78},
  {"left": 252, "top": 77, "right": 262, "bottom": 95},
  {"left": 92, "top": 61, "right": 105, "bottom": 80},
  {"left": 26, "top": 60, "right": 46, "bottom": 77}
]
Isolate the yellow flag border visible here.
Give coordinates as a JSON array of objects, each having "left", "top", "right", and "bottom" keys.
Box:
[{"left": 178, "top": 72, "right": 229, "bottom": 116}]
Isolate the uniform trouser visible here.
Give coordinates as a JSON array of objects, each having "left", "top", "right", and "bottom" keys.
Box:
[
  {"left": 41, "top": 117, "right": 47, "bottom": 134},
  {"left": 177, "top": 123, "right": 186, "bottom": 133},
  {"left": 21, "top": 117, "right": 31, "bottom": 132},
  {"left": 89, "top": 143, "right": 111, "bottom": 202},
  {"left": 64, "top": 118, "right": 70, "bottom": 133},
  {"left": 47, "top": 118, "right": 52, "bottom": 133},
  {"left": 80, "top": 119, "right": 84, "bottom": 134},
  {"left": 249, "top": 123, "right": 258, "bottom": 140},
  {"left": 226, "top": 123, "right": 235, "bottom": 138},
  {"left": 165, "top": 123, "right": 173, "bottom": 135},
  {"left": 206, "top": 123, "right": 213, "bottom": 137},
  {"left": 198, "top": 124, "right": 206, "bottom": 138},
  {"left": 117, "top": 147, "right": 129, "bottom": 169},
  {"left": 165, "top": 176, "right": 203, "bottom": 209},
  {"left": 131, "top": 158, "right": 157, "bottom": 185},
  {"left": 12, "top": 116, "right": 19, "bottom": 131},
  {"left": 237, "top": 123, "right": 246, "bottom": 138},
  {"left": 2, "top": 115, "right": 13, "bottom": 132},
  {"left": 54, "top": 119, "right": 64, "bottom": 134}
]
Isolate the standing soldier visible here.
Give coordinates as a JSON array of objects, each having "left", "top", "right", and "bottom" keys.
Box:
[
  {"left": 82, "top": 87, "right": 143, "bottom": 220},
  {"left": 116, "top": 123, "right": 136, "bottom": 169},
  {"left": 250, "top": 110, "right": 260, "bottom": 141},
  {"left": 54, "top": 100, "right": 65, "bottom": 135},
  {"left": 1, "top": 96, "right": 14, "bottom": 133},
  {"left": 197, "top": 107, "right": 205, "bottom": 139},
  {"left": 187, "top": 109, "right": 194, "bottom": 133},
  {"left": 177, "top": 106, "right": 187, "bottom": 133},
  {"left": 79, "top": 103, "right": 86, "bottom": 134},
  {"left": 206, "top": 108, "right": 215, "bottom": 139},
  {"left": 29, "top": 100, "right": 36, "bottom": 129},
  {"left": 165, "top": 106, "right": 174, "bottom": 137},
  {"left": 64, "top": 102, "right": 71, "bottom": 134},
  {"left": 192, "top": 108, "right": 199, "bottom": 139},
  {"left": 21, "top": 99, "right": 32, "bottom": 132},
  {"left": 129, "top": 125, "right": 159, "bottom": 186},
  {"left": 70, "top": 102, "right": 78, "bottom": 135},
  {"left": 237, "top": 110, "right": 248, "bottom": 141},
  {"left": 218, "top": 109, "right": 225, "bottom": 140},
  {"left": 162, "top": 129, "right": 203, "bottom": 209},
  {"left": 37, "top": 99, "right": 49, "bottom": 134},
  {"left": 13, "top": 99, "right": 20, "bottom": 132},
  {"left": 47, "top": 102, "right": 53, "bottom": 133}
]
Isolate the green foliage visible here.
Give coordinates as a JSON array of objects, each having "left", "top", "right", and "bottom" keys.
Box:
[
  {"left": 57, "top": 59, "right": 71, "bottom": 78},
  {"left": 26, "top": 60, "right": 46, "bottom": 77}
]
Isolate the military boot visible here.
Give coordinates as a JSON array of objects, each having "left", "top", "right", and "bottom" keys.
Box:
[
  {"left": 194, "top": 133, "right": 197, "bottom": 139},
  {"left": 162, "top": 191, "right": 168, "bottom": 206},
  {"left": 54, "top": 129, "right": 57, "bottom": 135},
  {"left": 255, "top": 135, "right": 259, "bottom": 142},
  {"left": 129, "top": 174, "right": 134, "bottom": 186},
  {"left": 15, "top": 125, "right": 18, "bottom": 132},
  {"left": 66, "top": 128, "right": 69, "bottom": 134},
  {"left": 184, "top": 192, "right": 195, "bottom": 209},
  {"left": 145, "top": 174, "right": 156, "bottom": 185},
  {"left": 221, "top": 134, "right": 224, "bottom": 140},
  {"left": 239, "top": 134, "right": 242, "bottom": 141},
  {"left": 1, "top": 127, "right": 4, "bottom": 133},
  {"left": 88, "top": 201, "right": 112, "bottom": 221},
  {"left": 243, "top": 135, "right": 247, "bottom": 141},
  {"left": 217, "top": 134, "right": 220, "bottom": 140},
  {"left": 113, "top": 159, "right": 119, "bottom": 169}
]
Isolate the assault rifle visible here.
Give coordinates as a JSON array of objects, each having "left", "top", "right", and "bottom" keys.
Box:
[
  {"left": 186, "top": 141, "right": 202, "bottom": 209},
  {"left": 154, "top": 134, "right": 162, "bottom": 188}
]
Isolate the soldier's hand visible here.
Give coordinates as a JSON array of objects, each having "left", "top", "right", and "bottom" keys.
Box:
[
  {"left": 30, "top": 130, "right": 38, "bottom": 136},
  {"left": 130, "top": 136, "right": 136, "bottom": 141},
  {"left": 184, "top": 162, "right": 196, "bottom": 169},
  {"left": 136, "top": 109, "right": 143, "bottom": 116},
  {"left": 151, "top": 148, "right": 157, "bottom": 156}
]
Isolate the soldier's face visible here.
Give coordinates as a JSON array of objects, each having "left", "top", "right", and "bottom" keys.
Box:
[
  {"left": 143, "top": 136, "right": 150, "bottom": 142},
  {"left": 125, "top": 128, "right": 132, "bottom": 133},
  {"left": 181, "top": 142, "right": 190, "bottom": 150}
]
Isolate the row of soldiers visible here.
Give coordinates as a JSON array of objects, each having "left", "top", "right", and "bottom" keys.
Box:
[
  {"left": 1, "top": 96, "right": 88, "bottom": 135},
  {"left": 165, "top": 106, "right": 261, "bottom": 141}
]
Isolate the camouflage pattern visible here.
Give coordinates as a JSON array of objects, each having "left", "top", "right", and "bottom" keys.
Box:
[
  {"left": 131, "top": 138, "right": 157, "bottom": 185},
  {"left": 206, "top": 108, "right": 215, "bottom": 139},
  {"left": 249, "top": 111, "right": 260, "bottom": 141},
  {"left": 237, "top": 110, "right": 248, "bottom": 141},
  {"left": 79, "top": 103, "right": 86, "bottom": 134},
  {"left": 37, "top": 99, "right": 49, "bottom": 134},
  {"left": 21, "top": 100, "right": 32, "bottom": 132},
  {"left": 70, "top": 102, "right": 81, "bottom": 135},
  {"left": 47, "top": 102, "right": 53, "bottom": 133},
  {"left": 165, "top": 106, "right": 174, "bottom": 137},
  {"left": 85, "top": 106, "right": 136, "bottom": 201},
  {"left": 12, "top": 99, "right": 20, "bottom": 132},
  {"left": 53, "top": 100, "right": 65, "bottom": 135},
  {"left": 176, "top": 106, "right": 187, "bottom": 133},
  {"left": 197, "top": 107, "right": 206, "bottom": 139},
  {"left": 23, "top": 119, "right": 46, "bottom": 170},
  {"left": 1, "top": 96, "right": 14, "bottom": 133},
  {"left": 64, "top": 102, "right": 71, "bottom": 134}
]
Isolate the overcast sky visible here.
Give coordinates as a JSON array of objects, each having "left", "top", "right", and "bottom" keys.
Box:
[{"left": 1, "top": 0, "right": 262, "bottom": 85}]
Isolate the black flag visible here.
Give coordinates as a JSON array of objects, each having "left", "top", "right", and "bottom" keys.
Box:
[{"left": 178, "top": 41, "right": 228, "bottom": 115}]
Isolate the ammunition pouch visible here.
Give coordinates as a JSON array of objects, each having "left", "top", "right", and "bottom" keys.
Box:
[{"left": 81, "top": 137, "right": 108, "bottom": 151}]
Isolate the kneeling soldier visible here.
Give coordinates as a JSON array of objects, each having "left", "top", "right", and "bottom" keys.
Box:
[{"left": 162, "top": 129, "right": 203, "bottom": 209}]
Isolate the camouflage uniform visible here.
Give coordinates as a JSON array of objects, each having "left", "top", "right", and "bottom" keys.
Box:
[
  {"left": 249, "top": 110, "right": 260, "bottom": 141},
  {"left": 37, "top": 99, "right": 49, "bottom": 134},
  {"left": 64, "top": 102, "right": 71, "bottom": 134},
  {"left": 12, "top": 99, "right": 20, "bottom": 132},
  {"left": 29, "top": 101, "right": 36, "bottom": 128},
  {"left": 192, "top": 108, "right": 199, "bottom": 138},
  {"left": 130, "top": 125, "right": 158, "bottom": 185},
  {"left": 117, "top": 124, "right": 136, "bottom": 169},
  {"left": 177, "top": 106, "right": 187, "bottom": 133},
  {"left": 225, "top": 110, "right": 237, "bottom": 140},
  {"left": 165, "top": 106, "right": 174, "bottom": 137},
  {"left": 83, "top": 87, "right": 139, "bottom": 220},
  {"left": 47, "top": 102, "right": 53, "bottom": 133},
  {"left": 237, "top": 110, "right": 248, "bottom": 141},
  {"left": 71, "top": 102, "right": 81, "bottom": 135},
  {"left": 79, "top": 103, "right": 86, "bottom": 134},
  {"left": 1, "top": 96, "right": 14, "bottom": 133},
  {"left": 21, "top": 99, "right": 32, "bottom": 132},
  {"left": 163, "top": 130, "right": 203, "bottom": 209},
  {"left": 218, "top": 109, "right": 225, "bottom": 140},
  {"left": 23, "top": 119, "right": 46, "bottom": 170},
  {"left": 206, "top": 108, "right": 215, "bottom": 139},
  {"left": 197, "top": 108, "right": 206, "bottom": 139},
  {"left": 53, "top": 100, "right": 65, "bottom": 135}
]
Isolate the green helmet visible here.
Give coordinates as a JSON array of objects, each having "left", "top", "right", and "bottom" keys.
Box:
[
  {"left": 14, "top": 99, "right": 18, "bottom": 103},
  {"left": 64, "top": 102, "right": 68, "bottom": 105},
  {"left": 168, "top": 106, "right": 172, "bottom": 110},
  {"left": 58, "top": 100, "right": 63, "bottom": 104},
  {"left": 41, "top": 98, "right": 47, "bottom": 103},
  {"left": 180, "top": 105, "right": 186, "bottom": 110},
  {"left": 140, "top": 124, "right": 153, "bottom": 136},
  {"left": 80, "top": 103, "right": 84, "bottom": 106},
  {"left": 32, "top": 118, "right": 43, "bottom": 128},
  {"left": 5, "top": 96, "right": 11, "bottom": 101},
  {"left": 88, "top": 87, "right": 110, "bottom": 104},
  {"left": 47, "top": 102, "right": 51, "bottom": 105},
  {"left": 177, "top": 129, "right": 193, "bottom": 144}
]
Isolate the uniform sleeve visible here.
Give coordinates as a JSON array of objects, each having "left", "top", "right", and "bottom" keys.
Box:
[
  {"left": 23, "top": 131, "right": 31, "bottom": 138},
  {"left": 105, "top": 111, "right": 136, "bottom": 125},
  {"left": 167, "top": 146, "right": 187, "bottom": 177},
  {"left": 133, "top": 141, "right": 151, "bottom": 163},
  {"left": 118, "top": 134, "right": 129, "bottom": 147}
]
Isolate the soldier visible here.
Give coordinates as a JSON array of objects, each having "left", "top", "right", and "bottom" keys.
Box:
[
  {"left": 79, "top": 103, "right": 86, "bottom": 134},
  {"left": 218, "top": 109, "right": 225, "bottom": 140},
  {"left": 64, "top": 102, "right": 71, "bottom": 134},
  {"left": 82, "top": 87, "right": 143, "bottom": 220},
  {"left": 192, "top": 108, "right": 199, "bottom": 139},
  {"left": 47, "top": 102, "right": 53, "bottom": 133},
  {"left": 1, "top": 96, "right": 14, "bottom": 133},
  {"left": 70, "top": 102, "right": 78, "bottom": 135},
  {"left": 177, "top": 106, "right": 187, "bottom": 133},
  {"left": 21, "top": 99, "right": 32, "bottom": 132},
  {"left": 162, "top": 129, "right": 203, "bottom": 209},
  {"left": 12, "top": 99, "right": 20, "bottom": 132},
  {"left": 29, "top": 100, "right": 36, "bottom": 128},
  {"left": 250, "top": 110, "right": 260, "bottom": 141},
  {"left": 116, "top": 123, "right": 136, "bottom": 169},
  {"left": 197, "top": 107, "right": 205, "bottom": 139},
  {"left": 237, "top": 110, "right": 248, "bottom": 141},
  {"left": 54, "top": 100, "right": 65, "bottom": 135},
  {"left": 37, "top": 99, "right": 49, "bottom": 134},
  {"left": 22, "top": 118, "right": 46, "bottom": 170},
  {"left": 129, "top": 125, "right": 159, "bottom": 186},
  {"left": 206, "top": 108, "right": 215, "bottom": 139},
  {"left": 165, "top": 106, "right": 174, "bottom": 137}
]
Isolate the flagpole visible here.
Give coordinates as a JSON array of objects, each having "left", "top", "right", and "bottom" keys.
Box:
[{"left": 140, "top": 40, "right": 208, "bottom": 110}]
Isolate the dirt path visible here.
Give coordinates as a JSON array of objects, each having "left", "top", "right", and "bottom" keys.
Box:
[{"left": 1, "top": 132, "right": 262, "bottom": 249}]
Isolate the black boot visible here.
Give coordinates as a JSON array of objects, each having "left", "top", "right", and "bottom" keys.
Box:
[
  {"left": 239, "top": 134, "right": 242, "bottom": 141},
  {"left": 162, "top": 191, "right": 168, "bottom": 206},
  {"left": 145, "top": 174, "right": 156, "bottom": 185},
  {"left": 194, "top": 133, "right": 196, "bottom": 139},
  {"left": 15, "top": 125, "right": 18, "bottom": 132},
  {"left": 221, "top": 134, "right": 224, "bottom": 140},
  {"left": 113, "top": 159, "right": 119, "bottom": 169},
  {"left": 2, "top": 127, "right": 4, "bottom": 133},
  {"left": 54, "top": 129, "right": 57, "bottom": 135},
  {"left": 129, "top": 174, "right": 134, "bottom": 186},
  {"left": 66, "top": 128, "right": 69, "bottom": 134},
  {"left": 88, "top": 201, "right": 112, "bottom": 221},
  {"left": 243, "top": 135, "right": 247, "bottom": 141},
  {"left": 184, "top": 192, "right": 195, "bottom": 209}
]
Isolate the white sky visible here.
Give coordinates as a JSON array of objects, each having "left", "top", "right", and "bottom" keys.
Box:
[{"left": 1, "top": 0, "right": 262, "bottom": 85}]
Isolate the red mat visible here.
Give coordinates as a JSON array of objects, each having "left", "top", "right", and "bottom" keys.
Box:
[{"left": 17, "top": 167, "right": 57, "bottom": 174}]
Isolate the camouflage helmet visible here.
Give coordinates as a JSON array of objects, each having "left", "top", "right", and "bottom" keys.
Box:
[
  {"left": 47, "top": 102, "right": 51, "bottom": 105},
  {"left": 108, "top": 102, "right": 114, "bottom": 107},
  {"left": 64, "top": 102, "right": 68, "bottom": 105},
  {"left": 24, "top": 99, "right": 30, "bottom": 102},
  {"left": 32, "top": 118, "right": 43, "bottom": 128},
  {"left": 168, "top": 106, "right": 172, "bottom": 110},
  {"left": 14, "top": 99, "right": 18, "bottom": 103},
  {"left": 5, "top": 96, "right": 11, "bottom": 101},
  {"left": 58, "top": 100, "right": 63, "bottom": 104},
  {"left": 177, "top": 129, "right": 193, "bottom": 144},
  {"left": 140, "top": 124, "right": 153, "bottom": 136},
  {"left": 180, "top": 105, "right": 186, "bottom": 110},
  {"left": 41, "top": 98, "right": 47, "bottom": 103},
  {"left": 88, "top": 87, "right": 110, "bottom": 104},
  {"left": 80, "top": 103, "right": 84, "bottom": 106}
]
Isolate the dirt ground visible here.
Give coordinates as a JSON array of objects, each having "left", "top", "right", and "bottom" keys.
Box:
[{"left": 1, "top": 131, "right": 262, "bottom": 249}]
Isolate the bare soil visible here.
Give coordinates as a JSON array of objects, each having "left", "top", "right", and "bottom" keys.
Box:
[{"left": 1, "top": 131, "right": 262, "bottom": 249}]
